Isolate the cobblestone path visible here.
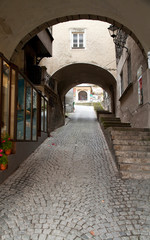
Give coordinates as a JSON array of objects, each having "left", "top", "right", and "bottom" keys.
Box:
[{"left": 0, "top": 106, "right": 150, "bottom": 240}]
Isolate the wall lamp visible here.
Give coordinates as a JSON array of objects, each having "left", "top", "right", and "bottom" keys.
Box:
[{"left": 108, "top": 24, "right": 128, "bottom": 52}]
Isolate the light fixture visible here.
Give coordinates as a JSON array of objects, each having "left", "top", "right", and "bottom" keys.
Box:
[
  {"left": 108, "top": 24, "right": 128, "bottom": 52},
  {"left": 108, "top": 25, "right": 118, "bottom": 38}
]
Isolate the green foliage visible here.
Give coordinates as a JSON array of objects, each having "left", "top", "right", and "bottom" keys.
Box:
[
  {"left": 1, "top": 133, "right": 12, "bottom": 150},
  {"left": 93, "top": 102, "right": 104, "bottom": 111},
  {"left": 0, "top": 152, "right": 8, "bottom": 165}
]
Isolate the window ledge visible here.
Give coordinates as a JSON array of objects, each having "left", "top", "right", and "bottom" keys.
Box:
[
  {"left": 72, "top": 47, "right": 85, "bottom": 49},
  {"left": 119, "top": 82, "right": 133, "bottom": 101}
]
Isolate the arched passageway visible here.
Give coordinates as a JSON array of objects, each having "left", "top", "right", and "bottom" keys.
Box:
[
  {"left": 0, "top": 0, "right": 149, "bottom": 60},
  {"left": 51, "top": 63, "right": 116, "bottom": 113}
]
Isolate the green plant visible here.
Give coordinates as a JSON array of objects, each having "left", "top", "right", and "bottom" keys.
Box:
[
  {"left": 0, "top": 150, "right": 8, "bottom": 165},
  {"left": 93, "top": 102, "right": 104, "bottom": 111},
  {"left": 1, "top": 133, "right": 12, "bottom": 150}
]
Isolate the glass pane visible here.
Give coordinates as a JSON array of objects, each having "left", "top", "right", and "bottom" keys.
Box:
[
  {"left": 79, "top": 34, "right": 83, "bottom": 47},
  {"left": 32, "top": 89, "right": 37, "bottom": 140},
  {"left": 73, "top": 34, "right": 78, "bottom": 47},
  {"left": 2, "top": 61, "right": 10, "bottom": 136},
  {"left": 45, "top": 100, "right": 47, "bottom": 132},
  {"left": 26, "top": 83, "right": 32, "bottom": 140},
  {"left": 41, "top": 97, "right": 44, "bottom": 131},
  {"left": 10, "top": 69, "right": 16, "bottom": 139},
  {"left": 79, "top": 34, "right": 83, "bottom": 41},
  {"left": 17, "top": 74, "right": 25, "bottom": 140},
  {"left": 73, "top": 34, "right": 77, "bottom": 41},
  {"left": 0, "top": 57, "right": 2, "bottom": 137}
]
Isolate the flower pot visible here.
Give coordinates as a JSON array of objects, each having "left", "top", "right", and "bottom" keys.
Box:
[
  {"left": 0, "top": 163, "right": 8, "bottom": 170},
  {"left": 5, "top": 149, "right": 11, "bottom": 155}
]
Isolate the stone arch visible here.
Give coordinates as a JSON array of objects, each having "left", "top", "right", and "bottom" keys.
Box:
[
  {"left": 51, "top": 63, "right": 116, "bottom": 113},
  {"left": 10, "top": 14, "right": 145, "bottom": 63}
]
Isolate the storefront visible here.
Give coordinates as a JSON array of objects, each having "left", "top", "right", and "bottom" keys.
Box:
[{"left": 0, "top": 53, "right": 48, "bottom": 143}]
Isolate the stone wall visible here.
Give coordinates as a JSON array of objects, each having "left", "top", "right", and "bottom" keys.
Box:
[{"left": 116, "top": 36, "right": 150, "bottom": 128}]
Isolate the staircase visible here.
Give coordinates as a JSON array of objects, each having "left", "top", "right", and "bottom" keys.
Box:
[
  {"left": 100, "top": 116, "right": 131, "bottom": 129},
  {"left": 99, "top": 114, "right": 150, "bottom": 179}
]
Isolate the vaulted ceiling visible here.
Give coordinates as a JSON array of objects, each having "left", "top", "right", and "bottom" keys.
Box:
[
  {"left": 51, "top": 63, "right": 116, "bottom": 98},
  {"left": 0, "top": 0, "right": 149, "bottom": 60}
]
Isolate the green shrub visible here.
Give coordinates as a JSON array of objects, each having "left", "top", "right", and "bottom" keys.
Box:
[{"left": 93, "top": 102, "right": 104, "bottom": 111}]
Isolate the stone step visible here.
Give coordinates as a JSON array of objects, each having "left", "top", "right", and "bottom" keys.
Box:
[
  {"left": 114, "top": 145, "right": 150, "bottom": 151},
  {"left": 111, "top": 130, "right": 150, "bottom": 137},
  {"left": 117, "top": 157, "right": 150, "bottom": 164},
  {"left": 113, "top": 139, "right": 150, "bottom": 146},
  {"left": 103, "top": 123, "right": 131, "bottom": 129},
  {"left": 115, "top": 150, "right": 150, "bottom": 158},
  {"left": 121, "top": 170, "right": 150, "bottom": 179},
  {"left": 102, "top": 123, "right": 150, "bottom": 179},
  {"left": 99, "top": 113, "right": 115, "bottom": 118},
  {"left": 100, "top": 117, "right": 121, "bottom": 122},
  {"left": 111, "top": 134, "right": 150, "bottom": 141},
  {"left": 109, "top": 127, "right": 150, "bottom": 133},
  {"left": 119, "top": 163, "right": 150, "bottom": 172}
]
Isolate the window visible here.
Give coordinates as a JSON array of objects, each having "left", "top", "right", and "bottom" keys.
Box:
[
  {"left": 120, "top": 71, "right": 124, "bottom": 95},
  {"left": 2, "top": 61, "right": 10, "bottom": 136},
  {"left": 127, "top": 54, "right": 132, "bottom": 84},
  {"left": 0, "top": 54, "right": 48, "bottom": 142},
  {"left": 17, "top": 74, "right": 25, "bottom": 140},
  {"left": 138, "top": 76, "right": 143, "bottom": 105},
  {"left": 41, "top": 97, "right": 48, "bottom": 132},
  {"left": 71, "top": 31, "right": 85, "bottom": 49},
  {"left": 137, "top": 65, "right": 143, "bottom": 105}
]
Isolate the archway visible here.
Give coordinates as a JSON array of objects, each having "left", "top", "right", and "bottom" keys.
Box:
[
  {"left": 51, "top": 63, "right": 116, "bottom": 113},
  {"left": 78, "top": 91, "right": 88, "bottom": 101},
  {"left": 0, "top": 0, "right": 149, "bottom": 60}
]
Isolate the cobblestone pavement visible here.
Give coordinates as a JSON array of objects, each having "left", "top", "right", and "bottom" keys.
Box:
[{"left": 0, "top": 105, "right": 150, "bottom": 240}]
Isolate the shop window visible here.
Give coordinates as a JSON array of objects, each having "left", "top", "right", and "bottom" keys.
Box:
[
  {"left": 0, "top": 53, "right": 48, "bottom": 142},
  {"left": 41, "top": 97, "right": 48, "bottom": 133},
  {"left": 45, "top": 101, "right": 48, "bottom": 132},
  {"left": 41, "top": 97, "right": 44, "bottom": 131},
  {"left": 10, "top": 69, "right": 16, "bottom": 139},
  {"left": 25, "top": 83, "right": 32, "bottom": 140},
  {"left": 17, "top": 74, "right": 25, "bottom": 140},
  {"left": 32, "top": 89, "right": 37, "bottom": 140},
  {"left": 2, "top": 61, "right": 10, "bottom": 136}
]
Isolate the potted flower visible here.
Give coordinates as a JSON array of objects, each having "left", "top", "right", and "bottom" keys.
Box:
[
  {"left": 1, "top": 133, "right": 12, "bottom": 155},
  {"left": 0, "top": 149, "right": 8, "bottom": 170}
]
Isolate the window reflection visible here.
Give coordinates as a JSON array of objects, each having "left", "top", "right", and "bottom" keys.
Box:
[
  {"left": 26, "top": 83, "right": 31, "bottom": 140},
  {"left": 45, "top": 100, "right": 47, "bottom": 132},
  {"left": 17, "top": 75, "right": 25, "bottom": 140},
  {"left": 0, "top": 54, "right": 48, "bottom": 142},
  {"left": 10, "top": 69, "right": 16, "bottom": 139},
  {"left": 32, "top": 89, "right": 37, "bottom": 140},
  {"left": 41, "top": 98, "right": 44, "bottom": 131},
  {"left": 2, "top": 61, "right": 10, "bottom": 136}
]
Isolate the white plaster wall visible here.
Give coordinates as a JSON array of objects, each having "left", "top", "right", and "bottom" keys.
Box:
[{"left": 40, "top": 20, "right": 116, "bottom": 79}]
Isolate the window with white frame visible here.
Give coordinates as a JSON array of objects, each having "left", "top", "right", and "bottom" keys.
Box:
[{"left": 71, "top": 30, "right": 85, "bottom": 49}]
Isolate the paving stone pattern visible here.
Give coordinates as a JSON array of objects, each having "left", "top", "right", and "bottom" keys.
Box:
[{"left": 0, "top": 105, "right": 150, "bottom": 240}]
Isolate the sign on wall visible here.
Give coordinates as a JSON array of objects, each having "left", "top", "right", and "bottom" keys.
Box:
[{"left": 137, "top": 65, "right": 143, "bottom": 105}]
